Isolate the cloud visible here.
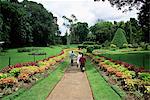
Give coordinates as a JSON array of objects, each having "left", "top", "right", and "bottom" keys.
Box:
[{"left": 19, "top": 0, "right": 138, "bottom": 35}]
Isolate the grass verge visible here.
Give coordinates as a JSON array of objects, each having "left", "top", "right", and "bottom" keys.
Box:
[
  {"left": 86, "top": 59, "right": 121, "bottom": 100},
  {"left": 0, "top": 46, "right": 64, "bottom": 69},
  {"left": 2, "top": 60, "right": 69, "bottom": 100}
]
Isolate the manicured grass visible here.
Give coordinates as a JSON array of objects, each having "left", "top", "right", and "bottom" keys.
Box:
[
  {"left": 2, "top": 60, "right": 69, "bottom": 100},
  {"left": 86, "top": 59, "right": 121, "bottom": 100},
  {"left": 0, "top": 46, "right": 65, "bottom": 69}
]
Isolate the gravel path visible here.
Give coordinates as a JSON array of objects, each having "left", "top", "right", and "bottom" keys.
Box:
[{"left": 47, "top": 65, "right": 93, "bottom": 100}]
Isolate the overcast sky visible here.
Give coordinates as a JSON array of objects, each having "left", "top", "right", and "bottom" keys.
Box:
[{"left": 19, "top": 0, "right": 138, "bottom": 35}]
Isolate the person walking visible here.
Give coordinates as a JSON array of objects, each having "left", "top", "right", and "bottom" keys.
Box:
[
  {"left": 69, "top": 51, "right": 76, "bottom": 66},
  {"left": 79, "top": 53, "right": 86, "bottom": 72},
  {"left": 77, "top": 52, "right": 82, "bottom": 68}
]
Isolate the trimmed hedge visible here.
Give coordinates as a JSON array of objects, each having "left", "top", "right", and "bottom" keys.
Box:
[
  {"left": 82, "top": 41, "right": 95, "bottom": 45},
  {"left": 111, "top": 28, "right": 128, "bottom": 48}
]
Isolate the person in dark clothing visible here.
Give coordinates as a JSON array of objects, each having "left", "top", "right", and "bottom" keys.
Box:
[{"left": 79, "top": 53, "right": 86, "bottom": 72}]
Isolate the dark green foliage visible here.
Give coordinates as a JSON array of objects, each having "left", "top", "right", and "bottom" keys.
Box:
[
  {"left": 101, "top": 0, "right": 149, "bottom": 43},
  {"left": 71, "top": 22, "right": 89, "bottom": 43},
  {"left": 138, "top": 0, "right": 150, "bottom": 43},
  {"left": 111, "top": 28, "right": 128, "bottom": 48},
  {"left": 0, "top": 0, "right": 59, "bottom": 48},
  {"left": 90, "top": 21, "right": 114, "bottom": 43},
  {"left": 82, "top": 41, "right": 95, "bottom": 45},
  {"left": 86, "top": 46, "right": 95, "bottom": 53},
  {"left": 78, "top": 44, "right": 88, "bottom": 49}
]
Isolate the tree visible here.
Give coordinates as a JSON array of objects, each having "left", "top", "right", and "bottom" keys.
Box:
[
  {"left": 1, "top": 1, "right": 30, "bottom": 47},
  {"left": 101, "top": 0, "right": 150, "bottom": 42},
  {"left": 86, "top": 32, "right": 96, "bottom": 42},
  {"left": 22, "top": 0, "right": 59, "bottom": 46},
  {"left": 90, "top": 21, "right": 114, "bottom": 43},
  {"left": 71, "top": 22, "right": 89, "bottom": 43},
  {"left": 62, "top": 14, "right": 77, "bottom": 45},
  {"left": 0, "top": 0, "right": 59, "bottom": 48},
  {"left": 124, "top": 18, "right": 144, "bottom": 43},
  {"left": 111, "top": 28, "right": 128, "bottom": 48},
  {"left": 138, "top": 1, "right": 150, "bottom": 42}
]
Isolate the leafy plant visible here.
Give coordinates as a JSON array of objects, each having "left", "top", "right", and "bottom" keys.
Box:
[
  {"left": 139, "top": 73, "right": 150, "bottom": 82},
  {"left": 0, "top": 73, "right": 8, "bottom": 79},
  {"left": 9, "top": 68, "right": 21, "bottom": 77}
]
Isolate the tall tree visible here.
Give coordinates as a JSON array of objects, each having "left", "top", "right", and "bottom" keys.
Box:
[
  {"left": 22, "top": 0, "right": 59, "bottom": 46},
  {"left": 62, "top": 14, "right": 77, "bottom": 45},
  {"left": 72, "top": 22, "right": 89, "bottom": 43},
  {"left": 101, "top": 0, "right": 150, "bottom": 42},
  {"left": 90, "top": 21, "right": 114, "bottom": 43}
]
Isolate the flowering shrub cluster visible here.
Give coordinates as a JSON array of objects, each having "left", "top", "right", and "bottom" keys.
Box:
[{"left": 90, "top": 55, "right": 150, "bottom": 94}]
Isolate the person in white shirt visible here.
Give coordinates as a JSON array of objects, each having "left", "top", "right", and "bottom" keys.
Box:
[{"left": 77, "top": 52, "right": 82, "bottom": 68}]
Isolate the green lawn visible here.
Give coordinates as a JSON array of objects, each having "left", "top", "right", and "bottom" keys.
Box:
[
  {"left": 2, "top": 60, "right": 69, "bottom": 100},
  {"left": 86, "top": 59, "right": 121, "bottom": 100},
  {"left": 0, "top": 46, "right": 65, "bottom": 69}
]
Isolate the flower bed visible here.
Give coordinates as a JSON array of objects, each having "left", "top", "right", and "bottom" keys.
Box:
[
  {"left": 89, "top": 54, "right": 150, "bottom": 98},
  {"left": 0, "top": 48, "right": 78, "bottom": 97}
]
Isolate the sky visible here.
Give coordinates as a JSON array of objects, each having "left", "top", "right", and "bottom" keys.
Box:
[{"left": 19, "top": 0, "right": 138, "bottom": 35}]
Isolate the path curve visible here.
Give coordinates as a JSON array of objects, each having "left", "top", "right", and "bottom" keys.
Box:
[{"left": 47, "top": 65, "right": 93, "bottom": 100}]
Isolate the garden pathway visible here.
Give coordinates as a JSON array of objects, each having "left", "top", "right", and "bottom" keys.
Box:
[{"left": 46, "top": 64, "right": 93, "bottom": 100}]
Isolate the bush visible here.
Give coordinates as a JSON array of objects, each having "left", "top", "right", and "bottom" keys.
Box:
[
  {"left": 103, "top": 40, "right": 110, "bottom": 47},
  {"left": 111, "top": 28, "right": 128, "bottom": 48},
  {"left": 132, "top": 43, "right": 139, "bottom": 48},
  {"left": 123, "top": 43, "right": 128, "bottom": 48},
  {"left": 128, "top": 44, "right": 133, "bottom": 48},
  {"left": 82, "top": 41, "right": 95, "bottom": 45},
  {"left": 110, "top": 44, "right": 117, "bottom": 48},
  {"left": 78, "top": 44, "right": 88, "bottom": 49},
  {"left": 93, "top": 45, "right": 102, "bottom": 49},
  {"left": 140, "top": 42, "right": 149, "bottom": 50},
  {"left": 17, "top": 48, "right": 31, "bottom": 52},
  {"left": 87, "top": 46, "right": 95, "bottom": 53}
]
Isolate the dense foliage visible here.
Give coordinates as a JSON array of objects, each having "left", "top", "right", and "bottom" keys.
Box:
[
  {"left": 70, "top": 22, "right": 89, "bottom": 43},
  {"left": 89, "top": 18, "right": 146, "bottom": 46},
  {"left": 100, "top": 0, "right": 150, "bottom": 43},
  {"left": 111, "top": 28, "right": 128, "bottom": 48},
  {"left": 0, "top": 0, "right": 59, "bottom": 47}
]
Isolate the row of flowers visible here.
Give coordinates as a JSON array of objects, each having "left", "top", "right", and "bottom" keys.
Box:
[
  {"left": 0, "top": 48, "right": 78, "bottom": 96},
  {"left": 86, "top": 53, "right": 150, "bottom": 94}
]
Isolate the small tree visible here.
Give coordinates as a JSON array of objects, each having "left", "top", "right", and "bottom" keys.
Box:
[{"left": 111, "top": 28, "right": 128, "bottom": 48}]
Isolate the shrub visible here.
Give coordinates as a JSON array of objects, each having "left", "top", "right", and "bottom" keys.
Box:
[
  {"left": 128, "top": 44, "right": 133, "bottom": 48},
  {"left": 86, "top": 46, "right": 94, "bottom": 53},
  {"left": 111, "top": 28, "right": 128, "bottom": 48},
  {"left": 103, "top": 40, "right": 110, "bottom": 47},
  {"left": 139, "top": 42, "right": 149, "bottom": 50},
  {"left": 110, "top": 44, "right": 117, "bottom": 48},
  {"left": 132, "top": 43, "right": 139, "bottom": 48},
  {"left": 139, "top": 73, "right": 150, "bottom": 81},
  {"left": 17, "top": 48, "right": 31, "bottom": 52},
  {"left": 123, "top": 43, "right": 128, "bottom": 48},
  {"left": 93, "top": 45, "right": 102, "bottom": 49},
  {"left": 78, "top": 44, "right": 87, "bottom": 49},
  {"left": 82, "top": 41, "right": 95, "bottom": 45}
]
